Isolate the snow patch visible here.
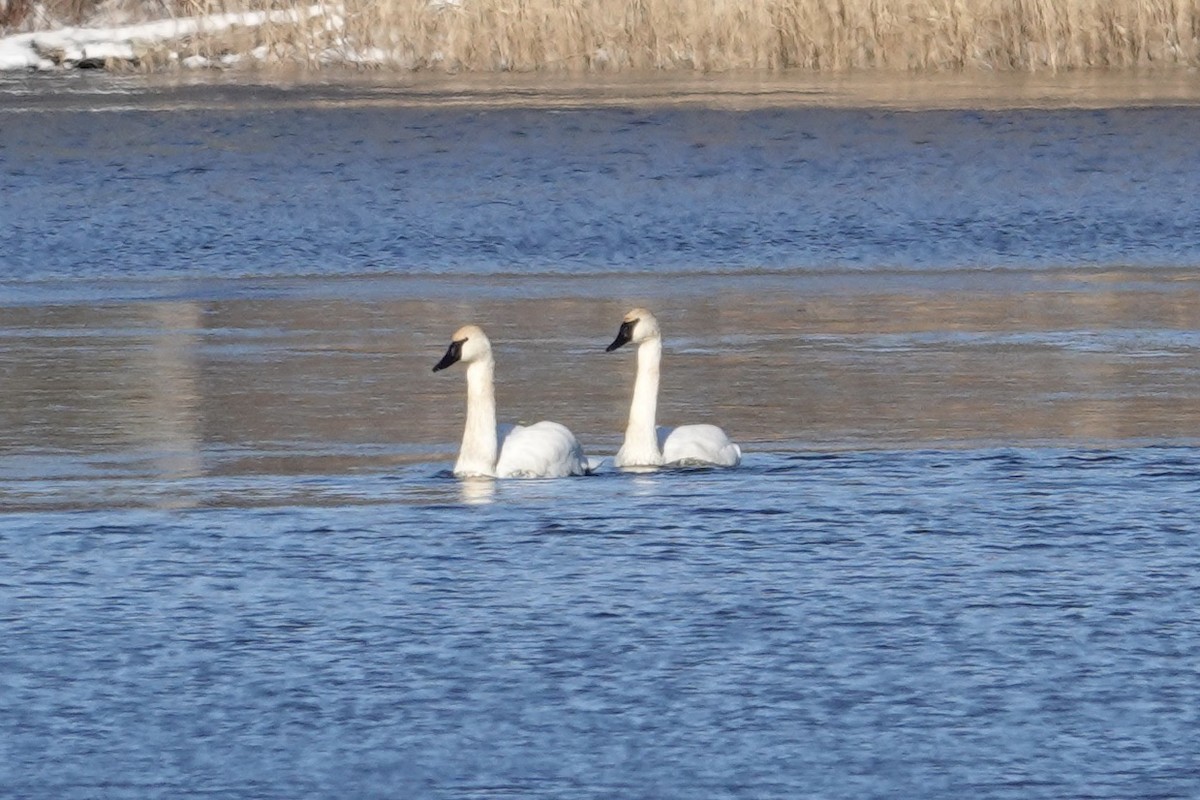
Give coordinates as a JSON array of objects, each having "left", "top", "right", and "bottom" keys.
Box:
[{"left": 0, "top": 3, "right": 338, "bottom": 70}]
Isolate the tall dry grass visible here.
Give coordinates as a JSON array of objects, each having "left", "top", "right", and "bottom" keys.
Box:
[
  {"left": 11, "top": 0, "right": 1200, "bottom": 71},
  {"left": 259, "top": 0, "right": 1200, "bottom": 71}
]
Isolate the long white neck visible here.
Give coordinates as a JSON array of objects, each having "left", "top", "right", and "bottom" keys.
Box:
[
  {"left": 455, "top": 356, "right": 499, "bottom": 476},
  {"left": 620, "top": 337, "right": 664, "bottom": 465}
]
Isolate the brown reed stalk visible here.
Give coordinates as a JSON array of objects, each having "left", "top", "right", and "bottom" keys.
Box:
[{"left": 83, "top": 0, "right": 1200, "bottom": 72}]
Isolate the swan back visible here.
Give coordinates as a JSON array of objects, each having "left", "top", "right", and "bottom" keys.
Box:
[
  {"left": 662, "top": 423, "right": 742, "bottom": 467},
  {"left": 496, "top": 421, "right": 589, "bottom": 478}
]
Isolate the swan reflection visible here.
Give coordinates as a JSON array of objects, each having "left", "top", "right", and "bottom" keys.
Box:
[{"left": 459, "top": 477, "right": 497, "bottom": 505}]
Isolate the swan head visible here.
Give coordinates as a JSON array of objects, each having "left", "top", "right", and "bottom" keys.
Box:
[
  {"left": 606, "top": 308, "right": 660, "bottom": 352},
  {"left": 433, "top": 324, "right": 492, "bottom": 372}
]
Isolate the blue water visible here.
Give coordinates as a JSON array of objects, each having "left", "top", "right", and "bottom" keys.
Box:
[
  {"left": 3, "top": 84, "right": 1200, "bottom": 281},
  {"left": 5, "top": 450, "right": 1200, "bottom": 798},
  {"left": 3, "top": 78, "right": 1200, "bottom": 798}
]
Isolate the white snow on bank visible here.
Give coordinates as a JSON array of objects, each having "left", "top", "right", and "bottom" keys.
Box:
[{"left": 0, "top": 4, "right": 337, "bottom": 70}]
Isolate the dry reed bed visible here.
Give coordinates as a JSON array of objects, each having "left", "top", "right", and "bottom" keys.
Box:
[
  {"left": 220, "top": 0, "right": 1200, "bottom": 71},
  {"left": 10, "top": 0, "right": 1200, "bottom": 70}
]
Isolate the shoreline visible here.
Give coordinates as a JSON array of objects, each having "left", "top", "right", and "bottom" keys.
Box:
[{"left": 3, "top": 68, "right": 1200, "bottom": 112}]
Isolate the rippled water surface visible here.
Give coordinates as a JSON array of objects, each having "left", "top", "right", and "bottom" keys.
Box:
[
  {"left": 2, "top": 74, "right": 1200, "bottom": 798},
  {"left": 4, "top": 73, "right": 1200, "bottom": 279}
]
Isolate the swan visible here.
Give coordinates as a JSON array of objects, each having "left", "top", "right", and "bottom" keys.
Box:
[
  {"left": 606, "top": 308, "right": 741, "bottom": 469},
  {"left": 433, "top": 324, "right": 591, "bottom": 478}
]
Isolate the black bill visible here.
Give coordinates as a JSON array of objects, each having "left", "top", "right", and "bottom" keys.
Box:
[
  {"left": 606, "top": 320, "right": 636, "bottom": 352},
  {"left": 433, "top": 339, "right": 465, "bottom": 372}
]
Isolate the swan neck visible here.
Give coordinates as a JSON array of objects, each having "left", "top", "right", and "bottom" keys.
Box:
[
  {"left": 457, "top": 357, "right": 498, "bottom": 476},
  {"left": 623, "top": 338, "right": 662, "bottom": 460}
]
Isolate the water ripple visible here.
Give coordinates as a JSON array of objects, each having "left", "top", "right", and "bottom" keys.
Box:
[
  {"left": 4, "top": 105, "right": 1200, "bottom": 280},
  {"left": 6, "top": 448, "right": 1198, "bottom": 798}
]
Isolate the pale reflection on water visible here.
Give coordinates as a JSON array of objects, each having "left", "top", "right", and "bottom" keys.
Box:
[
  {"left": 136, "top": 302, "right": 204, "bottom": 486},
  {"left": 2, "top": 269, "right": 1197, "bottom": 509},
  {"left": 459, "top": 477, "right": 498, "bottom": 506}
]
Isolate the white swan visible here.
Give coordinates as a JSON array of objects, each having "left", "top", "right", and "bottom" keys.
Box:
[
  {"left": 606, "top": 308, "right": 741, "bottom": 469},
  {"left": 433, "top": 324, "right": 590, "bottom": 479}
]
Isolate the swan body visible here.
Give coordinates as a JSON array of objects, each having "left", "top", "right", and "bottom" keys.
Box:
[
  {"left": 606, "top": 309, "right": 741, "bottom": 469},
  {"left": 496, "top": 421, "right": 589, "bottom": 478},
  {"left": 434, "top": 325, "right": 589, "bottom": 479}
]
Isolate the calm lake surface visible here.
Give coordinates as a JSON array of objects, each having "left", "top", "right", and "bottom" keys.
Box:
[{"left": 2, "top": 73, "right": 1199, "bottom": 798}]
